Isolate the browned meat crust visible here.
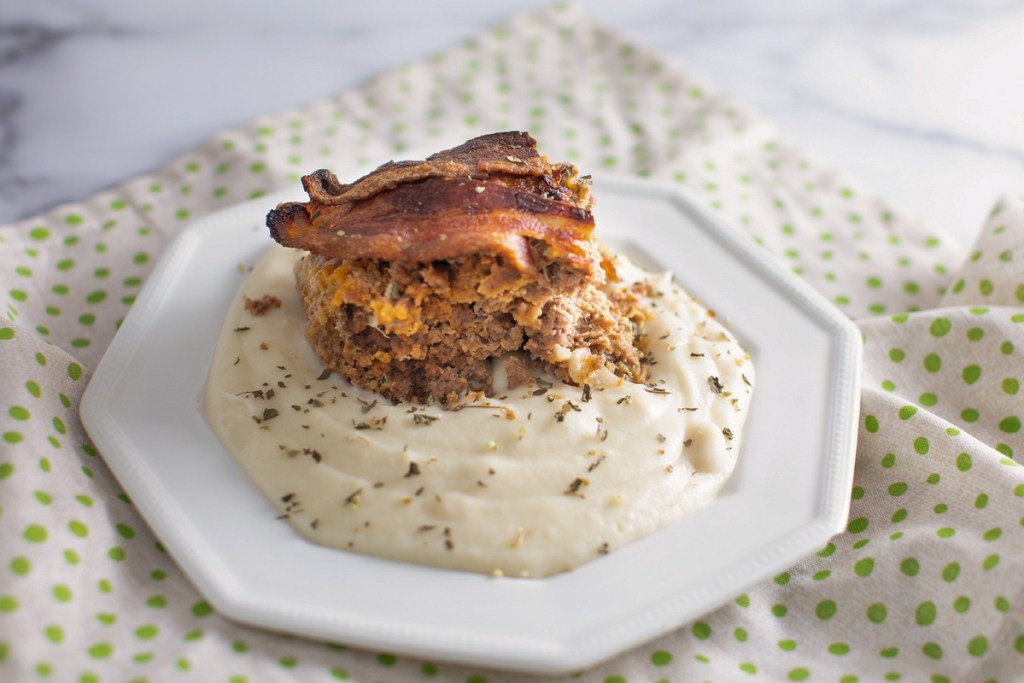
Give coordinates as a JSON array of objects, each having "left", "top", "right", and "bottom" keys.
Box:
[
  {"left": 268, "top": 132, "right": 649, "bottom": 405},
  {"left": 243, "top": 294, "right": 281, "bottom": 315}
]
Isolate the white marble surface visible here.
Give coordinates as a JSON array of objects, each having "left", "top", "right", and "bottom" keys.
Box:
[{"left": 3, "top": 0, "right": 1023, "bottom": 249}]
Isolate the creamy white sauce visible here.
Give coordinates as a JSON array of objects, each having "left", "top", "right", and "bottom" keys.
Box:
[{"left": 204, "top": 245, "right": 754, "bottom": 578}]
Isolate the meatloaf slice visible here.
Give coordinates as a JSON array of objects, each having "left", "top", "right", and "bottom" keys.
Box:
[{"left": 267, "top": 132, "right": 649, "bottom": 405}]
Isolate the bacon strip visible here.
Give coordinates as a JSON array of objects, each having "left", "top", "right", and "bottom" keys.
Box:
[{"left": 266, "top": 132, "right": 605, "bottom": 278}]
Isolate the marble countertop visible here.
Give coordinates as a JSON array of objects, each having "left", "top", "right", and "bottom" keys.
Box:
[{"left": 3, "top": 0, "right": 1023, "bottom": 249}]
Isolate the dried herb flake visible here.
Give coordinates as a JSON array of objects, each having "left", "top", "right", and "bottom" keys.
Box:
[{"left": 565, "top": 477, "right": 589, "bottom": 495}]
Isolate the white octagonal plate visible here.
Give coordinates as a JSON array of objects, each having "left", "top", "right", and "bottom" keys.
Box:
[{"left": 81, "top": 174, "right": 861, "bottom": 674}]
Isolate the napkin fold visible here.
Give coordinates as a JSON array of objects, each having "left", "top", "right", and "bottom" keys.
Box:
[{"left": 1, "top": 4, "right": 1022, "bottom": 682}]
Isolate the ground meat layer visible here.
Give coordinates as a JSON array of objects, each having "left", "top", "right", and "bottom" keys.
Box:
[{"left": 296, "top": 247, "right": 649, "bottom": 405}]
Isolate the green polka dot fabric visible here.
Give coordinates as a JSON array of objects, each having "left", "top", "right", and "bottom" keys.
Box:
[{"left": 2, "top": 4, "right": 1022, "bottom": 681}]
